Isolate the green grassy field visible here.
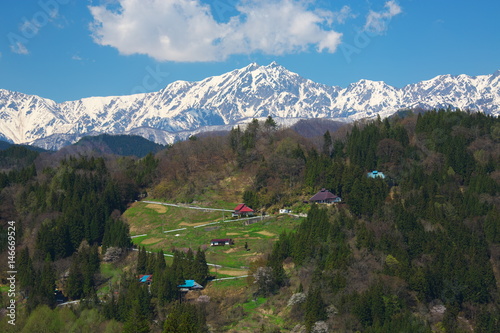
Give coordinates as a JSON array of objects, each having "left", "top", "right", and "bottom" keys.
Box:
[
  {"left": 123, "top": 201, "right": 303, "bottom": 276},
  {"left": 209, "top": 277, "right": 248, "bottom": 288}
]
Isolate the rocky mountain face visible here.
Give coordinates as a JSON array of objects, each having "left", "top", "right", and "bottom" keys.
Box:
[{"left": 1, "top": 62, "right": 499, "bottom": 150}]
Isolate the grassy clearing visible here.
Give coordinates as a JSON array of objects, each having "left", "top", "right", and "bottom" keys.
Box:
[
  {"left": 230, "top": 296, "right": 288, "bottom": 331},
  {"left": 209, "top": 277, "right": 248, "bottom": 289},
  {"left": 229, "top": 297, "right": 287, "bottom": 332},
  {"left": 124, "top": 201, "right": 303, "bottom": 275},
  {"left": 100, "top": 263, "right": 121, "bottom": 280},
  {"left": 125, "top": 201, "right": 226, "bottom": 236},
  {"left": 242, "top": 297, "right": 267, "bottom": 312},
  {"left": 97, "top": 262, "right": 123, "bottom": 296}
]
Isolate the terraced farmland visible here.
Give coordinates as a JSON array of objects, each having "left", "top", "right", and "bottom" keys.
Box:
[{"left": 123, "top": 200, "right": 303, "bottom": 278}]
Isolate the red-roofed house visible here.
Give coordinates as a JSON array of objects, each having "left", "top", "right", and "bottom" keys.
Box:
[
  {"left": 309, "top": 188, "right": 341, "bottom": 204},
  {"left": 232, "top": 203, "right": 255, "bottom": 217}
]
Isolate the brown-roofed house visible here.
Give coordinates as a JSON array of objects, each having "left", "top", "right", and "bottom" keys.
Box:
[
  {"left": 210, "top": 238, "right": 234, "bottom": 246},
  {"left": 309, "top": 188, "right": 342, "bottom": 204}
]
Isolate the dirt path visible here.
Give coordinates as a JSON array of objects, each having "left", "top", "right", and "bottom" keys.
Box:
[
  {"left": 145, "top": 203, "right": 168, "bottom": 213},
  {"left": 210, "top": 267, "right": 248, "bottom": 277},
  {"left": 256, "top": 230, "right": 275, "bottom": 237},
  {"left": 143, "top": 200, "right": 233, "bottom": 212}
]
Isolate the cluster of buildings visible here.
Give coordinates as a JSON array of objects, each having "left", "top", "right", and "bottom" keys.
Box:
[{"left": 138, "top": 170, "right": 387, "bottom": 293}]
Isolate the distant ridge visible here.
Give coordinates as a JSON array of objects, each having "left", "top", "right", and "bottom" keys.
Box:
[
  {"left": 0, "top": 139, "right": 48, "bottom": 153},
  {"left": 290, "top": 119, "right": 346, "bottom": 138},
  {"left": 0, "top": 144, "right": 44, "bottom": 170},
  {"left": 73, "top": 134, "right": 166, "bottom": 157},
  {"left": 1, "top": 63, "right": 499, "bottom": 150}
]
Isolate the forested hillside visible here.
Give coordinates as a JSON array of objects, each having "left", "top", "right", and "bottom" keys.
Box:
[
  {"left": 73, "top": 134, "right": 167, "bottom": 157},
  {"left": 1, "top": 109, "right": 499, "bottom": 332}
]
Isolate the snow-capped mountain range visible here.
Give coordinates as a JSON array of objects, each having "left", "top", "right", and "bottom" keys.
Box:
[{"left": 1, "top": 62, "right": 499, "bottom": 150}]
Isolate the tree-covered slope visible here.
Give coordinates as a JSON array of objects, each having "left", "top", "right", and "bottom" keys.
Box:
[
  {"left": 73, "top": 134, "right": 167, "bottom": 157},
  {"left": 1, "top": 109, "right": 499, "bottom": 332}
]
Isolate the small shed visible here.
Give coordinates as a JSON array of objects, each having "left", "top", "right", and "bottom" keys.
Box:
[
  {"left": 309, "top": 188, "right": 341, "bottom": 204},
  {"left": 54, "top": 289, "right": 68, "bottom": 304},
  {"left": 177, "top": 280, "right": 204, "bottom": 291},
  {"left": 210, "top": 238, "right": 234, "bottom": 246},
  {"left": 232, "top": 203, "right": 254, "bottom": 217}
]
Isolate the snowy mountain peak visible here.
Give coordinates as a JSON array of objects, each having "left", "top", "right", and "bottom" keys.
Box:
[
  {"left": 265, "top": 61, "right": 283, "bottom": 69},
  {"left": 1, "top": 64, "right": 499, "bottom": 150},
  {"left": 244, "top": 62, "right": 260, "bottom": 71}
]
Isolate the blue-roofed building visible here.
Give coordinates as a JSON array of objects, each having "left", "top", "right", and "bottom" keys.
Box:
[
  {"left": 367, "top": 170, "right": 386, "bottom": 179},
  {"left": 139, "top": 275, "right": 153, "bottom": 284},
  {"left": 177, "top": 280, "right": 204, "bottom": 291}
]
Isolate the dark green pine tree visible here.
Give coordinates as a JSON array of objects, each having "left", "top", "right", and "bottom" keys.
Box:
[
  {"left": 155, "top": 250, "right": 167, "bottom": 273},
  {"left": 28, "top": 258, "right": 56, "bottom": 311},
  {"left": 123, "top": 301, "right": 150, "bottom": 333},
  {"left": 484, "top": 208, "right": 500, "bottom": 243},
  {"left": 171, "top": 250, "right": 184, "bottom": 282},
  {"left": 103, "top": 292, "right": 118, "bottom": 320},
  {"left": 66, "top": 258, "right": 84, "bottom": 299},
  {"left": 138, "top": 283, "right": 153, "bottom": 319},
  {"left": 229, "top": 125, "right": 242, "bottom": 152},
  {"left": 185, "top": 248, "right": 195, "bottom": 278},
  {"left": 102, "top": 218, "right": 132, "bottom": 251},
  {"left": 264, "top": 115, "right": 277, "bottom": 129},
  {"left": 242, "top": 190, "right": 259, "bottom": 210},
  {"left": 65, "top": 242, "right": 101, "bottom": 300},
  {"left": 304, "top": 149, "right": 321, "bottom": 190},
  {"left": 137, "top": 246, "right": 147, "bottom": 274},
  {"left": 268, "top": 254, "right": 287, "bottom": 292},
  {"left": 18, "top": 247, "right": 35, "bottom": 290},
  {"left": 146, "top": 250, "right": 157, "bottom": 274},
  {"left": 322, "top": 130, "right": 332, "bottom": 156},
  {"left": 163, "top": 314, "right": 180, "bottom": 333},
  {"left": 193, "top": 248, "right": 209, "bottom": 286},
  {"left": 82, "top": 244, "right": 100, "bottom": 296},
  {"left": 163, "top": 303, "right": 208, "bottom": 333},
  {"left": 347, "top": 178, "right": 364, "bottom": 216},
  {"left": 40, "top": 259, "right": 56, "bottom": 308},
  {"left": 304, "top": 287, "right": 327, "bottom": 332},
  {"left": 152, "top": 269, "right": 178, "bottom": 306}
]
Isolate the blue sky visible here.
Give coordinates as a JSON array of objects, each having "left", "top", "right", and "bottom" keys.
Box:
[{"left": 0, "top": 0, "right": 499, "bottom": 103}]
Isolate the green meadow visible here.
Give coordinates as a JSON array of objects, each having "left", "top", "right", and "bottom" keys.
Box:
[{"left": 123, "top": 201, "right": 303, "bottom": 277}]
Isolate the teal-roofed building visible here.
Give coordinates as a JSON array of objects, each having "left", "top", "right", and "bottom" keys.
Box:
[
  {"left": 138, "top": 275, "right": 153, "bottom": 284},
  {"left": 367, "top": 170, "right": 386, "bottom": 179},
  {"left": 178, "top": 280, "right": 204, "bottom": 291}
]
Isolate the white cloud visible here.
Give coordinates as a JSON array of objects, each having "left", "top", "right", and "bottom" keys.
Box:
[
  {"left": 88, "top": 0, "right": 343, "bottom": 62},
  {"left": 10, "top": 41, "right": 29, "bottom": 55},
  {"left": 334, "top": 5, "right": 355, "bottom": 24},
  {"left": 364, "top": 0, "right": 402, "bottom": 35}
]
